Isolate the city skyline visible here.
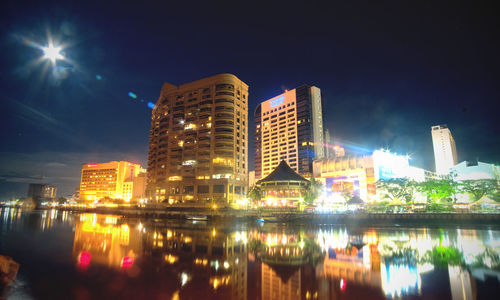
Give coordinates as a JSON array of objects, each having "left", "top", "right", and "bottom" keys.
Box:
[{"left": 1, "top": 1, "right": 499, "bottom": 198}]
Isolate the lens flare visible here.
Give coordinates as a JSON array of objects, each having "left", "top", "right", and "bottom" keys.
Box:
[{"left": 42, "top": 44, "right": 64, "bottom": 63}]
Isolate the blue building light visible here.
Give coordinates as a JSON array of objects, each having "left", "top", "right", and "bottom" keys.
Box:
[{"left": 270, "top": 95, "right": 284, "bottom": 107}]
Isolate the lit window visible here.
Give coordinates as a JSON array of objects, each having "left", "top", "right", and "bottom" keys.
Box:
[
  {"left": 185, "top": 123, "right": 197, "bottom": 130},
  {"left": 212, "top": 174, "right": 232, "bottom": 179},
  {"left": 212, "top": 157, "right": 233, "bottom": 166},
  {"left": 183, "top": 160, "right": 196, "bottom": 166}
]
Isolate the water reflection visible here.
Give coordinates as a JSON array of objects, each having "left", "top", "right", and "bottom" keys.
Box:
[
  {"left": 2, "top": 207, "right": 500, "bottom": 299},
  {"left": 70, "top": 214, "right": 249, "bottom": 299},
  {"left": 73, "top": 214, "right": 142, "bottom": 270},
  {"left": 0, "top": 207, "right": 71, "bottom": 232}
]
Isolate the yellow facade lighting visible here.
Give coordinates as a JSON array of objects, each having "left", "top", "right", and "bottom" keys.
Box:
[
  {"left": 165, "top": 254, "right": 178, "bottom": 264},
  {"left": 184, "top": 123, "right": 197, "bottom": 130},
  {"left": 212, "top": 157, "right": 233, "bottom": 165}
]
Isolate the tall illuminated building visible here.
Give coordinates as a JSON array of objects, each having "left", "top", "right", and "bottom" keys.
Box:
[
  {"left": 254, "top": 85, "right": 324, "bottom": 179},
  {"left": 431, "top": 124, "right": 458, "bottom": 175},
  {"left": 147, "top": 74, "right": 248, "bottom": 207},
  {"left": 79, "top": 161, "right": 143, "bottom": 202}
]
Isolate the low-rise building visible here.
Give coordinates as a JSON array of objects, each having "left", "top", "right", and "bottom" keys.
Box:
[
  {"left": 313, "top": 149, "right": 439, "bottom": 202},
  {"left": 79, "top": 161, "right": 144, "bottom": 202},
  {"left": 256, "top": 160, "right": 309, "bottom": 207}
]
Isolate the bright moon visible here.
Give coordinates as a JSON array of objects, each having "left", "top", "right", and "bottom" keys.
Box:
[{"left": 42, "top": 44, "right": 63, "bottom": 63}]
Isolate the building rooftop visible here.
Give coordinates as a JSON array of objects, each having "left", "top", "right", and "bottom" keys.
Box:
[{"left": 258, "top": 161, "right": 309, "bottom": 183}]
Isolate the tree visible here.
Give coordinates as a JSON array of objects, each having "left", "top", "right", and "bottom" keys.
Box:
[
  {"left": 303, "top": 177, "right": 322, "bottom": 205},
  {"left": 248, "top": 185, "right": 262, "bottom": 205},
  {"left": 341, "top": 191, "right": 352, "bottom": 202},
  {"left": 458, "top": 179, "right": 498, "bottom": 202},
  {"left": 402, "top": 179, "right": 418, "bottom": 203},
  {"left": 376, "top": 178, "right": 417, "bottom": 203},
  {"left": 417, "top": 178, "right": 457, "bottom": 204},
  {"left": 489, "top": 190, "right": 500, "bottom": 202}
]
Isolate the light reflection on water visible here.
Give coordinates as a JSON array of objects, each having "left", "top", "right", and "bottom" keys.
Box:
[{"left": 1, "top": 207, "right": 500, "bottom": 299}]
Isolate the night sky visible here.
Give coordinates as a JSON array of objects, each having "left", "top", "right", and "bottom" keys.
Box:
[{"left": 1, "top": 0, "right": 499, "bottom": 198}]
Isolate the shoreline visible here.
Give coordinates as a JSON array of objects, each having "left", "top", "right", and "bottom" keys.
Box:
[
  {"left": 18, "top": 206, "right": 500, "bottom": 226},
  {"left": 3, "top": 205, "right": 500, "bottom": 226}
]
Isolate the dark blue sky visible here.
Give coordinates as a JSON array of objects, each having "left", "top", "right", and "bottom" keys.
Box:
[{"left": 1, "top": 0, "right": 499, "bottom": 198}]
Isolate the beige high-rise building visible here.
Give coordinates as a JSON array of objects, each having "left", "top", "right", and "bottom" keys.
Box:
[
  {"left": 147, "top": 74, "right": 248, "bottom": 207},
  {"left": 254, "top": 85, "right": 324, "bottom": 179},
  {"left": 79, "top": 161, "right": 143, "bottom": 202},
  {"left": 431, "top": 125, "right": 458, "bottom": 175}
]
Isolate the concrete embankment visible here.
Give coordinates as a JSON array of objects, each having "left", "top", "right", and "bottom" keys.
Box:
[{"left": 54, "top": 206, "right": 500, "bottom": 226}]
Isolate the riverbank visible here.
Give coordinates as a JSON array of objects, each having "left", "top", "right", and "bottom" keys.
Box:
[
  {"left": 39, "top": 206, "right": 500, "bottom": 226},
  {"left": 3, "top": 205, "right": 500, "bottom": 226}
]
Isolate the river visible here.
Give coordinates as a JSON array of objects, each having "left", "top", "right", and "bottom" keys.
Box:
[{"left": 1, "top": 207, "right": 499, "bottom": 299}]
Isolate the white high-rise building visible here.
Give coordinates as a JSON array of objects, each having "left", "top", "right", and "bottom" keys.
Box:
[{"left": 431, "top": 125, "right": 458, "bottom": 175}]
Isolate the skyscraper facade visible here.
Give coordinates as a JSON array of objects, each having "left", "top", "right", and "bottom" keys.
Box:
[
  {"left": 431, "top": 124, "right": 458, "bottom": 175},
  {"left": 147, "top": 74, "right": 248, "bottom": 207},
  {"left": 254, "top": 85, "right": 324, "bottom": 179}
]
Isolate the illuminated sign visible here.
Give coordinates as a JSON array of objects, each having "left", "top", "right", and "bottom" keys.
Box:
[
  {"left": 270, "top": 96, "right": 284, "bottom": 107},
  {"left": 325, "top": 175, "right": 363, "bottom": 196},
  {"left": 373, "top": 150, "right": 410, "bottom": 181}
]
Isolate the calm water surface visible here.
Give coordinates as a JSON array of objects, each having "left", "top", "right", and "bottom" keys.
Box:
[{"left": 1, "top": 207, "right": 500, "bottom": 300}]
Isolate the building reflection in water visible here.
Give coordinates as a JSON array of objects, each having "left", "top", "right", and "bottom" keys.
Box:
[
  {"left": 143, "top": 222, "right": 248, "bottom": 300},
  {"left": 73, "top": 214, "right": 142, "bottom": 270},
  {"left": 248, "top": 229, "right": 321, "bottom": 300},
  {"left": 66, "top": 212, "right": 500, "bottom": 300},
  {"left": 315, "top": 229, "right": 384, "bottom": 299},
  {"left": 72, "top": 214, "right": 248, "bottom": 299}
]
